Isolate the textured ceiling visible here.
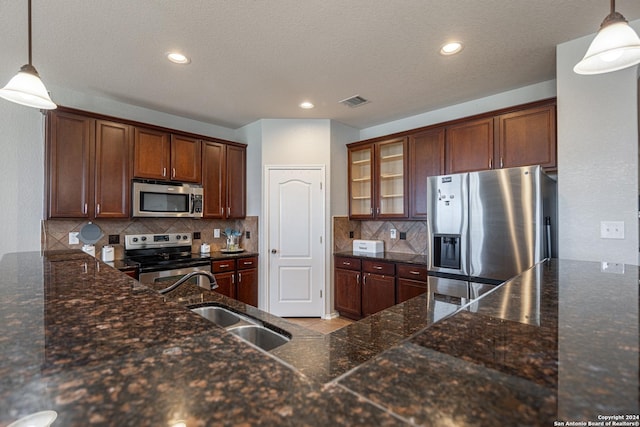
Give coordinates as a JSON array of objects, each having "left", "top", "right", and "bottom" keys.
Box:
[{"left": 1, "top": 1, "right": 640, "bottom": 130}]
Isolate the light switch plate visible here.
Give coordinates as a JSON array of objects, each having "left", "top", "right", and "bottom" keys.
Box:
[
  {"left": 214, "top": 229, "right": 220, "bottom": 238},
  {"left": 69, "top": 232, "right": 79, "bottom": 245},
  {"left": 390, "top": 229, "right": 397, "bottom": 239},
  {"left": 600, "top": 221, "right": 625, "bottom": 239}
]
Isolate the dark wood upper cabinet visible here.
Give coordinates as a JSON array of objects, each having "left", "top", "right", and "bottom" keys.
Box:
[
  {"left": 348, "top": 137, "right": 408, "bottom": 219},
  {"left": 94, "top": 120, "right": 132, "bottom": 218},
  {"left": 133, "top": 127, "right": 170, "bottom": 180},
  {"left": 497, "top": 104, "right": 557, "bottom": 171},
  {"left": 170, "top": 134, "right": 201, "bottom": 182},
  {"left": 408, "top": 128, "right": 445, "bottom": 219},
  {"left": 47, "top": 112, "right": 131, "bottom": 219},
  {"left": 202, "top": 140, "right": 246, "bottom": 219},
  {"left": 226, "top": 145, "right": 246, "bottom": 219},
  {"left": 47, "top": 111, "right": 94, "bottom": 218},
  {"left": 133, "top": 129, "right": 201, "bottom": 183},
  {"left": 446, "top": 117, "right": 495, "bottom": 174},
  {"left": 202, "top": 140, "right": 225, "bottom": 218},
  {"left": 46, "top": 106, "right": 246, "bottom": 220}
]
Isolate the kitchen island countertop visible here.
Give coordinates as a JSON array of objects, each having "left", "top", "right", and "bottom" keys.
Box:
[{"left": 0, "top": 250, "right": 637, "bottom": 426}]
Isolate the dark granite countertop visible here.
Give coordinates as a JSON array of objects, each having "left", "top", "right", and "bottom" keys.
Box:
[
  {"left": 334, "top": 250, "right": 429, "bottom": 265},
  {"left": 112, "top": 251, "right": 260, "bottom": 271},
  {"left": 1, "top": 250, "right": 638, "bottom": 426}
]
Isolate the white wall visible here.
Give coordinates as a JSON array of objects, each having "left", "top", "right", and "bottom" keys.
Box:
[
  {"left": 50, "top": 85, "right": 237, "bottom": 141},
  {"left": 329, "top": 121, "right": 358, "bottom": 218},
  {"left": 359, "top": 80, "right": 557, "bottom": 140},
  {"left": 235, "top": 120, "right": 263, "bottom": 217},
  {"left": 556, "top": 22, "right": 639, "bottom": 265},
  {"left": 0, "top": 104, "right": 44, "bottom": 258}
]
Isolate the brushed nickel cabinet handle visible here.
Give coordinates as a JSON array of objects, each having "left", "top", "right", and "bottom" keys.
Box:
[
  {"left": 374, "top": 265, "right": 383, "bottom": 270},
  {"left": 162, "top": 167, "right": 166, "bottom": 177},
  {"left": 410, "top": 271, "right": 420, "bottom": 275}
]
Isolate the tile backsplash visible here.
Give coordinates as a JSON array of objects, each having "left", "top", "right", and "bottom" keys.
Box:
[
  {"left": 333, "top": 216, "right": 427, "bottom": 255},
  {"left": 42, "top": 217, "right": 258, "bottom": 260}
]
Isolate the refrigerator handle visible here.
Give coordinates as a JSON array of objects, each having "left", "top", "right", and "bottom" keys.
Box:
[{"left": 545, "top": 216, "right": 552, "bottom": 259}]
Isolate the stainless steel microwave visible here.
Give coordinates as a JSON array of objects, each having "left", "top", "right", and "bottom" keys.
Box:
[{"left": 132, "top": 180, "right": 203, "bottom": 218}]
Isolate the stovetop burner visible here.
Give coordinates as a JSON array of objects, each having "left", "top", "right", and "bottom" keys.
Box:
[{"left": 124, "top": 233, "right": 210, "bottom": 272}]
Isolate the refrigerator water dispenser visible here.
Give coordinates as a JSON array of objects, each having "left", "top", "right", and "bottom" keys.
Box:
[{"left": 433, "top": 234, "right": 461, "bottom": 270}]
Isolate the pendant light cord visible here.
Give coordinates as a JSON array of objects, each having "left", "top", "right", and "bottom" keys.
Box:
[{"left": 28, "top": 0, "right": 32, "bottom": 66}]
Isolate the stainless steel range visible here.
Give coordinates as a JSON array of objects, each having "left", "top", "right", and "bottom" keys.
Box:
[{"left": 124, "top": 233, "right": 212, "bottom": 289}]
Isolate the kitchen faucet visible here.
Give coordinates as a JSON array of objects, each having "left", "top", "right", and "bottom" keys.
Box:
[{"left": 158, "top": 271, "right": 219, "bottom": 295}]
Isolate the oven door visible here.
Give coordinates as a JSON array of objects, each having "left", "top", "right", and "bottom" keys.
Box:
[{"left": 139, "top": 264, "right": 212, "bottom": 290}]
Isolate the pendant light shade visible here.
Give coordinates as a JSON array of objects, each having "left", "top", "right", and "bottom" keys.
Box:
[
  {"left": 574, "top": 1, "right": 640, "bottom": 75},
  {"left": 0, "top": 0, "right": 56, "bottom": 109}
]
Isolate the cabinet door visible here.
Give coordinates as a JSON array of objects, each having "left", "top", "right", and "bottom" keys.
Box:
[
  {"left": 237, "top": 268, "right": 258, "bottom": 307},
  {"left": 397, "top": 278, "right": 428, "bottom": 303},
  {"left": 446, "top": 117, "right": 494, "bottom": 174},
  {"left": 408, "top": 129, "right": 445, "bottom": 218},
  {"left": 226, "top": 145, "right": 246, "bottom": 218},
  {"left": 362, "top": 273, "right": 395, "bottom": 316},
  {"left": 348, "top": 145, "right": 374, "bottom": 219},
  {"left": 213, "top": 271, "right": 235, "bottom": 299},
  {"left": 497, "top": 104, "right": 556, "bottom": 170},
  {"left": 377, "top": 137, "right": 408, "bottom": 218},
  {"left": 202, "top": 140, "right": 225, "bottom": 218},
  {"left": 95, "top": 120, "right": 131, "bottom": 218},
  {"left": 171, "top": 134, "right": 201, "bottom": 182},
  {"left": 334, "top": 268, "right": 362, "bottom": 319},
  {"left": 47, "top": 111, "right": 94, "bottom": 218},
  {"left": 133, "top": 127, "right": 170, "bottom": 180}
]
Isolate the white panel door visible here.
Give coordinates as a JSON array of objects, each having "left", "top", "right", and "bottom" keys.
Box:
[{"left": 267, "top": 167, "right": 324, "bottom": 316}]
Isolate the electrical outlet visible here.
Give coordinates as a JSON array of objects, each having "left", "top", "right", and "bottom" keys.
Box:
[
  {"left": 193, "top": 231, "right": 201, "bottom": 240},
  {"left": 245, "top": 231, "right": 251, "bottom": 239},
  {"left": 390, "top": 229, "right": 397, "bottom": 239},
  {"left": 349, "top": 231, "right": 354, "bottom": 239},
  {"left": 69, "top": 232, "right": 79, "bottom": 245},
  {"left": 108, "top": 234, "right": 120, "bottom": 244},
  {"left": 214, "top": 229, "right": 220, "bottom": 238},
  {"left": 399, "top": 232, "right": 407, "bottom": 240},
  {"left": 601, "top": 261, "right": 625, "bottom": 274},
  {"left": 600, "top": 221, "right": 625, "bottom": 239}
]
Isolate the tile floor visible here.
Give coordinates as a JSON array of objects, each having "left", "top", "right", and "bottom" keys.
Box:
[{"left": 284, "top": 316, "right": 354, "bottom": 334}]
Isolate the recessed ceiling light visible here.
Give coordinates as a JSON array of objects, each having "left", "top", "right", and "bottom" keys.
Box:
[
  {"left": 299, "top": 101, "right": 314, "bottom": 109},
  {"left": 440, "top": 42, "right": 463, "bottom": 56},
  {"left": 166, "top": 52, "right": 191, "bottom": 64}
]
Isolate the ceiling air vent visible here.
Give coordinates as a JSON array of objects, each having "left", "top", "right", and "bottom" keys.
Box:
[{"left": 339, "top": 95, "right": 369, "bottom": 108}]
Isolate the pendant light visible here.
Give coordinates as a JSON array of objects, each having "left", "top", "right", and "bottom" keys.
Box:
[
  {"left": 574, "top": 0, "right": 640, "bottom": 75},
  {"left": 0, "top": 0, "right": 56, "bottom": 109}
]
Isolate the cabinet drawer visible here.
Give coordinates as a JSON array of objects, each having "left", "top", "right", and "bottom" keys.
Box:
[
  {"left": 212, "top": 259, "right": 236, "bottom": 273},
  {"left": 237, "top": 256, "right": 258, "bottom": 270},
  {"left": 396, "top": 264, "right": 428, "bottom": 281},
  {"left": 362, "top": 260, "right": 394, "bottom": 275},
  {"left": 335, "top": 256, "right": 361, "bottom": 271}
]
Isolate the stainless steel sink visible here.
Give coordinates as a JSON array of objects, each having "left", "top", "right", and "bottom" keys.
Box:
[
  {"left": 227, "top": 325, "right": 290, "bottom": 351},
  {"left": 189, "top": 304, "right": 290, "bottom": 351},
  {"left": 191, "top": 306, "right": 243, "bottom": 328}
]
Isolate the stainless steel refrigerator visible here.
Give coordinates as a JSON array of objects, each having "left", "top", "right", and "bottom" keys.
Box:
[{"left": 426, "top": 165, "right": 557, "bottom": 316}]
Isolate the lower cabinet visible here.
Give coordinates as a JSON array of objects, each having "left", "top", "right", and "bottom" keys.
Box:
[
  {"left": 361, "top": 260, "right": 395, "bottom": 316},
  {"left": 336, "top": 256, "right": 426, "bottom": 319},
  {"left": 335, "top": 257, "right": 362, "bottom": 319},
  {"left": 396, "top": 263, "right": 429, "bottom": 303},
  {"left": 212, "top": 256, "right": 258, "bottom": 307}
]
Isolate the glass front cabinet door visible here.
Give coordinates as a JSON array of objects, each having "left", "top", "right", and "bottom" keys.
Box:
[
  {"left": 349, "top": 145, "right": 374, "bottom": 218},
  {"left": 348, "top": 137, "right": 408, "bottom": 219}
]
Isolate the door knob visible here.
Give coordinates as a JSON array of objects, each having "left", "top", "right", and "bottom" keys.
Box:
[{"left": 271, "top": 249, "right": 277, "bottom": 254}]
